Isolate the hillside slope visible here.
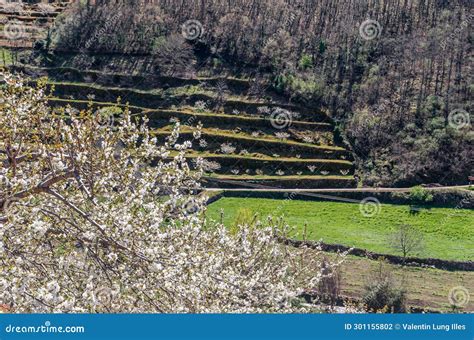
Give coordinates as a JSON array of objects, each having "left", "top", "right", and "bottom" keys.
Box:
[{"left": 1, "top": 0, "right": 472, "bottom": 187}]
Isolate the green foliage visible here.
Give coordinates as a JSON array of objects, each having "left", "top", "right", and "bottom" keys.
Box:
[
  {"left": 363, "top": 280, "right": 406, "bottom": 313},
  {"left": 409, "top": 186, "right": 434, "bottom": 204},
  {"left": 290, "top": 76, "right": 324, "bottom": 101},
  {"left": 0, "top": 48, "right": 13, "bottom": 65},
  {"left": 151, "top": 36, "right": 167, "bottom": 51},
  {"left": 298, "top": 54, "right": 313, "bottom": 70},
  {"left": 273, "top": 74, "right": 289, "bottom": 93},
  {"left": 273, "top": 73, "right": 324, "bottom": 105},
  {"left": 318, "top": 41, "right": 327, "bottom": 54},
  {"left": 212, "top": 58, "right": 223, "bottom": 69},
  {"left": 421, "top": 95, "right": 443, "bottom": 116}
]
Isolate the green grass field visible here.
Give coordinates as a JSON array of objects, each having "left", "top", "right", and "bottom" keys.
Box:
[{"left": 206, "top": 197, "right": 474, "bottom": 261}]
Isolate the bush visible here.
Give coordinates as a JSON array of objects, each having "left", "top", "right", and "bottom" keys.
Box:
[
  {"left": 363, "top": 263, "right": 406, "bottom": 313},
  {"left": 298, "top": 54, "right": 313, "bottom": 70},
  {"left": 409, "top": 186, "right": 434, "bottom": 204},
  {"left": 273, "top": 74, "right": 290, "bottom": 93},
  {"left": 273, "top": 73, "right": 324, "bottom": 106}
]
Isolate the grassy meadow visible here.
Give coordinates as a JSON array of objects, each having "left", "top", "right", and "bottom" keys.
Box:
[{"left": 207, "top": 197, "right": 474, "bottom": 261}]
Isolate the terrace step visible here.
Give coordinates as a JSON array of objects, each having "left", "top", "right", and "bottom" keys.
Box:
[
  {"left": 202, "top": 175, "right": 357, "bottom": 189},
  {"left": 0, "top": 11, "right": 59, "bottom": 18},
  {"left": 153, "top": 130, "right": 351, "bottom": 160},
  {"left": 47, "top": 98, "right": 339, "bottom": 146},
  {"left": 46, "top": 98, "right": 334, "bottom": 131},
  {"left": 0, "top": 30, "right": 46, "bottom": 40},
  {"left": 0, "top": 39, "right": 33, "bottom": 48},
  {"left": 145, "top": 110, "right": 335, "bottom": 139},
  {"left": 13, "top": 65, "right": 253, "bottom": 95},
  {"left": 42, "top": 81, "right": 331, "bottom": 122},
  {"left": 181, "top": 153, "right": 354, "bottom": 176},
  {"left": 1, "top": 15, "right": 56, "bottom": 22}
]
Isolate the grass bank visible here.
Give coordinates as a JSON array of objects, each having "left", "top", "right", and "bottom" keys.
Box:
[{"left": 207, "top": 197, "right": 474, "bottom": 261}]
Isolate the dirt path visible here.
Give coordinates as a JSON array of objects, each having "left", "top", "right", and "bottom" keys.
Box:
[{"left": 203, "top": 180, "right": 471, "bottom": 193}]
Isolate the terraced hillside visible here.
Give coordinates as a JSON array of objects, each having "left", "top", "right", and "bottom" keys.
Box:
[
  {"left": 0, "top": 0, "right": 356, "bottom": 191},
  {"left": 0, "top": 1, "right": 71, "bottom": 48},
  {"left": 15, "top": 65, "right": 357, "bottom": 189}
]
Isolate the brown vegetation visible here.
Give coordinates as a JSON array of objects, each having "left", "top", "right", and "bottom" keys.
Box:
[{"left": 50, "top": 0, "right": 473, "bottom": 186}]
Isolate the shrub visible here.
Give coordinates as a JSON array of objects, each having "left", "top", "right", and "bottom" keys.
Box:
[
  {"left": 409, "top": 186, "right": 434, "bottom": 204},
  {"left": 298, "top": 54, "right": 313, "bottom": 70},
  {"left": 363, "top": 263, "right": 406, "bottom": 313},
  {"left": 273, "top": 73, "right": 324, "bottom": 105}
]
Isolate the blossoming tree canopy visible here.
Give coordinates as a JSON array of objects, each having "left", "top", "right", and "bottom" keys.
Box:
[{"left": 0, "top": 72, "right": 344, "bottom": 313}]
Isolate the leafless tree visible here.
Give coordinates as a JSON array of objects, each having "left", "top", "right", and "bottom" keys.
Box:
[{"left": 389, "top": 224, "right": 424, "bottom": 263}]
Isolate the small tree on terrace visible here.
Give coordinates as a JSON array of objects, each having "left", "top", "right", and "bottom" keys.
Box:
[
  {"left": 0, "top": 72, "right": 345, "bottom": 313},
  {"left": 389, "top": 224, "right": 424, "bottom": 263}
]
